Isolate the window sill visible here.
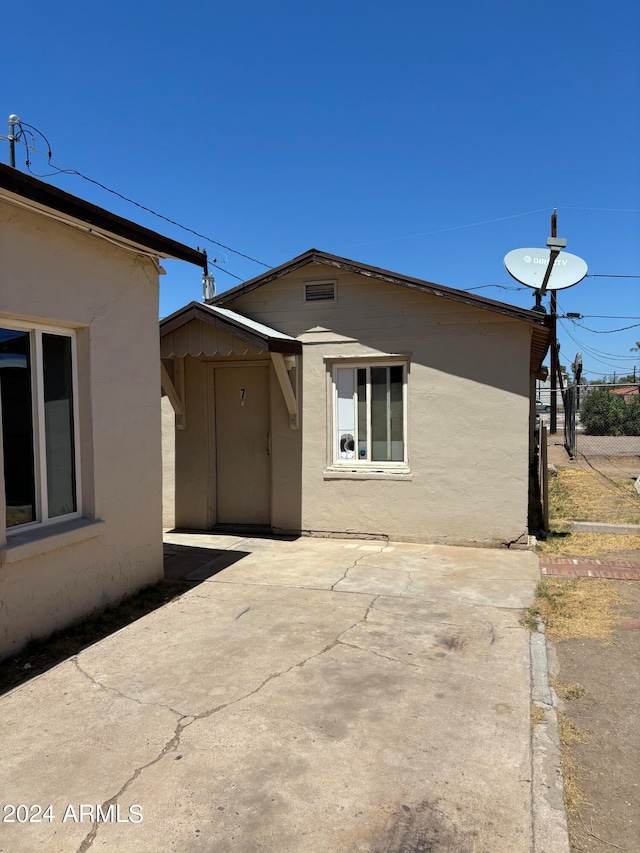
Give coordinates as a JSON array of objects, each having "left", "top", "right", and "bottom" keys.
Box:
[
  {"left": 323, "top": 468, "right": 412, "bottom": 481},
  {"left": 1, "top": 518, "right": 105, "bottom": 565}
]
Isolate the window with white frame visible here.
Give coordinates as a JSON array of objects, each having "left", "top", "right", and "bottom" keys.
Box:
[
  {"left": 0, "top": 323, "right": 80, "bottom": 531},
  {"left": 332, "top": 362, "right": 407, "bottom": 466}
]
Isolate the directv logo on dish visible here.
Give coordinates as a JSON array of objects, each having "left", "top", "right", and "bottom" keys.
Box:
[
  {"left": 523, "top": 254, "right": 567, "bottom": 266},
  {"left": 504, "top": 247, "right": 588, "bottom": 291}
]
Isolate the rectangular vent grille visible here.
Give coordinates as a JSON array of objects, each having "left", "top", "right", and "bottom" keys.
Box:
[{"left": 305, "top": 282, "right": 336, "bottom": 302}]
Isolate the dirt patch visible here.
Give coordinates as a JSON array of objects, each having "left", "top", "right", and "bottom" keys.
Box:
[
  {"left": 373, "top": 799, "right": 477, "bottom": 853},
  {"left": 550, "top": 581, "right": 640, "bottom": 852}
]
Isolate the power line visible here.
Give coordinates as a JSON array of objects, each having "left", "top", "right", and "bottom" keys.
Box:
[
  {"left": 13, "top": 121, "right": 269, "bottom": 279},
  {"left": 586, "top": 274, "right": 640, "bottom": 279},
  {"left": 462, "top": 282, "right": 527, "bottom": 292},
  {"left": 560, "top": 206, "right": 640, "bottom": 213},
  {"left": 340, "top": 207, "right": 552, "bottom": 249},
  {"left": 570, "top": 320, "right": 640, "bottom": 334}
]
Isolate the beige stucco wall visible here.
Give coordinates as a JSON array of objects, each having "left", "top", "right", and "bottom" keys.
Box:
[
  {"left": 224, "top": 264, "right": 533, "bottom": 546},
  {"left": 162, "top": 395, "right": 176, "bottom": 528},
  {"left": 0, "top": 198, "right": 163, "bottom": 658}
]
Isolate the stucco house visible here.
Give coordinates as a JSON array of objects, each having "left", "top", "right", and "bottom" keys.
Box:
[
  {"left": 0, "top": 163, "right": 206, "bottom": 658},
  {"left": 161, "top": 249, "right": 550, "bottom": 547}
]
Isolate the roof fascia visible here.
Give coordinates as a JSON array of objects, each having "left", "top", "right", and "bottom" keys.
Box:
[{"left": 0, "top": 164, "right": 206, "bottom": 268}]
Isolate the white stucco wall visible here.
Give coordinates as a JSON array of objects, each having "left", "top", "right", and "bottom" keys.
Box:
[{"left": 0, "top": 198, "right": 163, "bottom": 658}]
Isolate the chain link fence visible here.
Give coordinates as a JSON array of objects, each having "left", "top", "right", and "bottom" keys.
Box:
[{"left": 559, "top": 383, "right": 640, "bottom": 460}]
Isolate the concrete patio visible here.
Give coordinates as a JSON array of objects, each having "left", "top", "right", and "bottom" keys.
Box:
[{"left": 3, "top": 533, "right": 542, "bottom": 852}]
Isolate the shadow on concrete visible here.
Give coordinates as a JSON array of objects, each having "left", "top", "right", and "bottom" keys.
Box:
[
  {"left": 163, "top": 542, "right": 250, "bottom": 582},
  {"left": 0, "top": 541, "right": 253, "bottom": 697}
]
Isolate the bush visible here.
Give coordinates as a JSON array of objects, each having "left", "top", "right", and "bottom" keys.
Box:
[{"left": 581, "top": 387, "right": 640, "bottom": 435}]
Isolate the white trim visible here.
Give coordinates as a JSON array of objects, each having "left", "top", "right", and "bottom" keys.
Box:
[
  {"left": 330, "top": 360, "right": 409, "bottom": 470},
  {"left": 33, "top": 330, "right": 48, "bottom": 522},
  {"left": 1, "top": 320, "right": 82, "bottom": 534}
]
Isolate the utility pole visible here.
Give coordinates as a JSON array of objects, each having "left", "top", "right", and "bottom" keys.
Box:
[{"left": 550, "top": 210, "right": 559, "bottom": 434}]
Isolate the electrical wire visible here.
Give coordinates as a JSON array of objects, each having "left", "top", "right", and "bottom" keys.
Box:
[
  {"left": 12, "top": 121, "right": 270, "bottom": 279},
  {"left": 560, "top": 325, "right": 639, "bottom": 362},
  {"left": 340, "top": 207, "right": 552, "bottom": 249},
  {"left": 560, "top": 206, "right": 640, "bottom": 213},
  {"left": 571, "top": 321, "right": 640, "bottom": 334},
  {"left": 559, "top": 322, "right": 639, "bottom": 372},
  {"left": 462, "top": 282, "right": 527, "bottom": 292}
]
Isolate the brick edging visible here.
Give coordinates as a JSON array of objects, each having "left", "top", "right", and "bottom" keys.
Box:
[{"left": 540, "top": 557, "right": 640, "bottom": 580}]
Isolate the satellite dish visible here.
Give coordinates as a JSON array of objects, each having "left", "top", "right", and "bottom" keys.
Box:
[{"left": 504, "top": 248, "right": 588, "bottom": 290}]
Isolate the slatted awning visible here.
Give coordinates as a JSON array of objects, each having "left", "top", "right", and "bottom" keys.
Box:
[{"left": 160, "top": 301, "right": 302, "bottom": 357}]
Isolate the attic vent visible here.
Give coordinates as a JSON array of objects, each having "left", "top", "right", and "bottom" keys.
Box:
[{"left": 304, "top": 281, "right": 336, "bottom": 303}]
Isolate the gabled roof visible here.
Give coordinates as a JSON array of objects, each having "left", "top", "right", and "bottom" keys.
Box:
[
  {"left": 0, "top": 163, "right": 207, "bottom": 268},
  {"left": 213, "top": 248, "right": 550, "bottom": 325},
  {"left": 160, "top": 301, "right": 302, "bottom": 354},
  {"left": 212, "top": 248, "right": 551, "bottom": 372}
]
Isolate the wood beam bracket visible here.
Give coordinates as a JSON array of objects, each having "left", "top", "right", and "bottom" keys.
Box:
[
  {"left": 161, "top": 358, "right": 186, "bottom": 430},
  {"left": 271, "top": 353, "right": 299, "bottom": 429}
]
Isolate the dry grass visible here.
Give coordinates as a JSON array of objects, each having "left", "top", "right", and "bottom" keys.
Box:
[
  {"left": 550, "top": 678, "right": 586, "bottom": 702},
  {"left": 549, "top": 468, "right": 640, "bottom": 526},
  {"left": 559, "top": 714, "right": 589, "bottom": 816},
  {"left": 522, "top": 577, "right": 625, "bottom": 643},
  {"left": 538, "top": 465, "right": 640, "bottom": 558},
  {"left": 530, "top": 702, "right": 545, "bottom": 727},
  {"left": 537, "top": 531, "right": 640, "bottom": 558}
]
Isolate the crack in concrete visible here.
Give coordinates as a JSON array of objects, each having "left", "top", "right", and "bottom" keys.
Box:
[
  {"left": 73, "top": 658, "right": 185, "bottom": 718},
  {"left": 338, "top": 639, "right": 421, "bottom": 669},
  {"left": 402, "top": 571, "right": 415, "bottom": 596},
  {"left": 77, "top": 715, "right": 190, "bottom": 853},
  {"left": 75, "top": 592, "right": 381, "bottom": 850},
  {"left": 330, "top": 542, "right": 391, "bottom": 591}
]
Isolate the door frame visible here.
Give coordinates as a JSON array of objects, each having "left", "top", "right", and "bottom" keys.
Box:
[{"left": 205, "top": 360, "right": 272, "bottom": 529}]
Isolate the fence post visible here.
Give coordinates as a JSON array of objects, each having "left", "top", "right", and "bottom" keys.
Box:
[{"left": 539, "top": 422, "right": 549, "bottom": 533}]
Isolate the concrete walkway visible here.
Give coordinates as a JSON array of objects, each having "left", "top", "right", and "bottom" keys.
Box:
[{"left": 3, "top": 534, "right": 540, "bottom": 852}]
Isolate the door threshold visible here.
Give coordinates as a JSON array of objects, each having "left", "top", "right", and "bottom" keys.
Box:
[{"left": 211, "top": 523, "right": 272, "bottom": 536}]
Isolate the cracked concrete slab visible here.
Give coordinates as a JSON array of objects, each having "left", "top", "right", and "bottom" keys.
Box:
[{"left": 1, "top": 534, "right": 540, "bottom": 852}]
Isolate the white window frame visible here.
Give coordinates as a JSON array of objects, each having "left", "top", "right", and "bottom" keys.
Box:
[
  {"left": 1, "top": 319, "right": 82, "bottom": 535},
  {"left": 330, "top": 359, "right": 408, "bottom": 469}
]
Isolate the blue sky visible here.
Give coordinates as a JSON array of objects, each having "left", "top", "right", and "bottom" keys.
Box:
[{"left": 4, "top": 0, "right": 639, "bottom": 380}]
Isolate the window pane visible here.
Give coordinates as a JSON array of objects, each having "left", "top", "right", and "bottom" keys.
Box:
[
  {"left": 336, "top": 368, "right": 356, "bottom": 459},
  {"left": 370, "top": 366, "right": 388, "bottom": 460},
  {"left": 0, "top": 328, "right": 36, "bottom": 527},
  {"left": 43, "top": 334, "right": 77, "bottom": 518},
  {"left": 356, "top": 368, "right": 367, "bottom": 459},
  {"left": 389, "top": 365, "right": 404, "bottom": 461}
]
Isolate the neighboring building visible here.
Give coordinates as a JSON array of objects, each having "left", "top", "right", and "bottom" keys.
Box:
[
  {"left": 610, "top": 385, "right": 639, "bottom": 402},
  {"left": 0, "top": 164, "right": 206, "bottom": 658},
  {"left": 161, "top": 249, "right": 550, "bottom": 547}
]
